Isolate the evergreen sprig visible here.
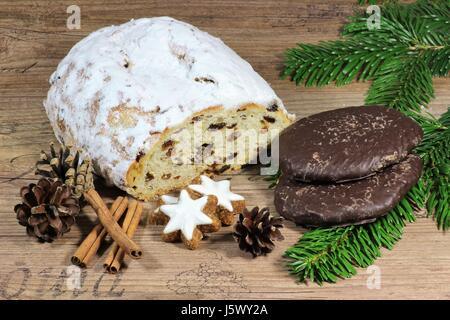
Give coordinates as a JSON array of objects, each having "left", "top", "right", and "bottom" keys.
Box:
[
  {"left": 285, "top": 184, "right": 421, "bottom": 284},
  {"left": 265, "top": 168, "right": 281, "bottom": 189},
  {"left": 280, "top": 0, "right": 450, "bottom": 284},
  {"left": 365, "top": 56, "right": 434, "bottom": 112},
  {"left": 282, "top": 0, "right": 449, "bottom": 88},
  {"left": 416, "top": 109, "right": 450, "bottom": 229},
  {"left": 285, "top": 136, "right": 434, "bottom": 284}
]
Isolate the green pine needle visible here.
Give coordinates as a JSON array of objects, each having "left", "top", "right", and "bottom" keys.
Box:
[
  {"left": 282, "top": 36, "right": 409, "bottom": 87},
  {"left": 265, "top": 169, "right": 281, "bottom": 189},
  {"left": 346, "top": 1, "right": 450, "bottom": 47},
  {"left": 284, "top": 0, "right": 449, "bottom": 89},
  {"left": 280, "top": 0, "right": 450, "bottom": 285},
  {"left": 344, "top": 0, "right": 450, "bottom": 77},
  {"left": 285, "top": 185, "right": 420, "bottom": 285},
  {"left": 358, "top": 0, "right": 378, "bottom": 5},
  {"left": 365, "top": 56, "right": 434, "bottom": 112},
  {"left": 416, "top": 108, "right": 450, "bottom": 229}
]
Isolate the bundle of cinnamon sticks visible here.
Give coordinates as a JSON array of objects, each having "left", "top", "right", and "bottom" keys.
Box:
[{"left": 72, "top": 189, "right": 143, "bottom": 273}]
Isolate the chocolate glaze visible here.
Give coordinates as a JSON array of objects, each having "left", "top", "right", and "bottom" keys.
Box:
[
  {"left": 274, "top": 154, "right": 422, "bottom": 227},
  {"left": 279, "top": 106, "right": 423, "bottom": 182}
]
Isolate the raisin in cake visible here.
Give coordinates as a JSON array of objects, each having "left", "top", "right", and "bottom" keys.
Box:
[{"left": 44, "top": 17, "right": 293, "bottom": 200}]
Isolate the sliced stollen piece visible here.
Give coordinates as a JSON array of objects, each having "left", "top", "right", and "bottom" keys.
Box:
[
  {"left": 279, "top": 105, "right": 423, "bottom": 183},
  {"left": 275, "top": 154, "right": 422, "bottom": 227},
  {"left": 159, "top": 190, "right": 218, "bottom": 249},
  {"left": 44, "top": 17, "right": 293, "bottom": 200},
  {"left": 188, "top": 175, "right": 245, "bottom": 225}
]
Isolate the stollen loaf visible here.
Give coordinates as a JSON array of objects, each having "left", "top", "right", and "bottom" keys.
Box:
[{"left": 44, "top": 17, "right": 293, "bottom": 200}]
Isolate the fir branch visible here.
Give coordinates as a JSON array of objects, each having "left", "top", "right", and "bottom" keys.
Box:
[
  {"left": 365, "top": 55, "right": 434, "bottom": 112},
  {"left": 283, "top": 0, "right": 449, "bottom": 90},
  {"left": 285, "top": 184, "right": 421, "bottom": 284},
  {"left": 265, "top": 169, "right": 281, "bottom": 189},
  {"left": 281, "top": 0, "right": 450, "bottom": 285},
  {"left": 358, "top": 0, "right": 379, "bottom": 5},
  {"left": 282, "top": 35, "right": 409, "bottom": 87},
  {"left": 345, "top": 1, "right": 450, "bottom": 46},
  {"left": 344, "top": 0, "right": 450, "bottom": 77},
  {"left": 283, "top": 110, "right": 449, "bottom": 284},
  {"left": 415, "top": 108, "right": 450, "bottom": 229},
  {"left": 409, "top": 0, "right": 450, "bottom": 18}
]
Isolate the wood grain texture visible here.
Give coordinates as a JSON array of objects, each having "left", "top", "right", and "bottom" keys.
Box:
[{"left": 0, "top": 0, "right": 449, "bottom": 300}]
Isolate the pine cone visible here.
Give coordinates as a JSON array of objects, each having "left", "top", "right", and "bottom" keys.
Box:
[
  {"left": 233, "top": 207, "right": 284, "bottom": 257},
  {"left": 14, "top": 178, "right": 80, "bottom": 242},
  {"left": 36, "top": 142, "right": 94, "bottom": 198}
]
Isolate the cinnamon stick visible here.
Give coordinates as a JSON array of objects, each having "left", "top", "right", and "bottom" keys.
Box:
[
  {"left": 80, "top": 196, "right": 128, "bottom": 267},
  {"left": 71, "top": 196, "right": 124, "bottom": 266},
  {"left": 84, "top": 189, "right": 142, "bottom": 259},
  {"left": 109, "top": 202, "right": 143, "bottom": 273},
  {"left": 103, "top": 243, "right": 119, "bottom": 271},
  {"left": 104, "top": 199, "right": 139, "bottom": 272}
]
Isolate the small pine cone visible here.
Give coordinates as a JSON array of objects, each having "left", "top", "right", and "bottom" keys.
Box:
[
  {"left": 35, "top": 142, "right": 94, "bottom": 198},
  {"left": 14, "top": 178, "right": 80, "bottom": 242},
  {"left": 233, "top": 207, "right": 284, "bottom": 257}
]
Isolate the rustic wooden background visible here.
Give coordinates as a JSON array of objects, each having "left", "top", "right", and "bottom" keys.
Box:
[{"left": 0, "top": 0, "right": 449, "bottom": 300}]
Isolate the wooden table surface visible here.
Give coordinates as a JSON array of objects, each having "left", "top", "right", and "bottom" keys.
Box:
[{"left": 0, "top": 0, "right": 449, "bottom": 300}]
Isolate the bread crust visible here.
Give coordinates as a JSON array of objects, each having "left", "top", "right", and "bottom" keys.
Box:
[{"left": 44, "top": 17, "right": 293, "bottom": 198}]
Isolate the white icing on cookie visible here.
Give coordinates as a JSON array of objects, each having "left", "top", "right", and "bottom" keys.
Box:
[
  {"left": 188, "top": 175, "right": 244, "bottom": 211},
  {"left": 160, "top": 190, "right": 212, "bottom": 240},
  {"left": 161, "top": 195, "right": 178, "bottom": 205},
  {"left": 44, "top": 17, "right": 289, "bottom": 189},
  {"left": 154, "top": 194, "right": 179, "bottom": 214}
]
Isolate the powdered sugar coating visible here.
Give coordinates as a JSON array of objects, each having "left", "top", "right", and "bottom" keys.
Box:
[
  {"left": 44, "top": 17, "right": 287, "bottom": 188},
  {"left": 160, "top": 190, "right": 212, "bottom": 240},
  {"left": 189, "top": 175, "right": 244, "bottom": 211}
]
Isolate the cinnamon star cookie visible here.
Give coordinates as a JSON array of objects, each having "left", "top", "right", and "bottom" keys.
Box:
[{"left": 188, "top": 175, "right": 245, "bottom": 225}]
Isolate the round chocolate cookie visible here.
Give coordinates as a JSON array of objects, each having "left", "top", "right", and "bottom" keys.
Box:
[
  {"left": 274, "top": 154, "right": 422, "bottom": 227},
  {"left": 279, "top": 105, "right": 423, "bottom": 182}
]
